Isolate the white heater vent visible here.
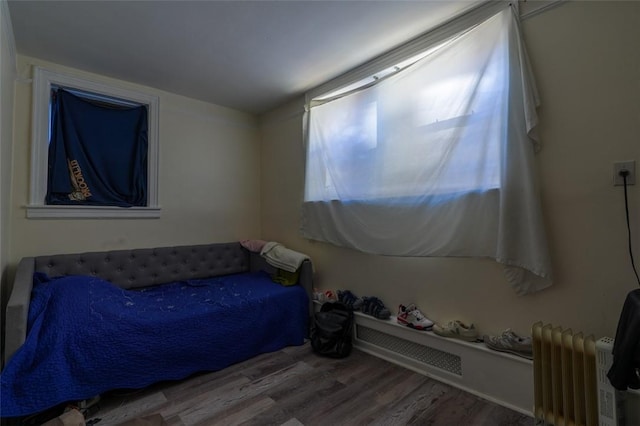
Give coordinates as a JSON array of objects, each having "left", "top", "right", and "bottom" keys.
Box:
[{"left": 356, "top": 324, "right": 462, "bottom": 376}]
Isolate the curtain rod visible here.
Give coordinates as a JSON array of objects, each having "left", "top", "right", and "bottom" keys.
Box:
[{"left": 520, "top": 0, "right": 566, "bottom": 21}]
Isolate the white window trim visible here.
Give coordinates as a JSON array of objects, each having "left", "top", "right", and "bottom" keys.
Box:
[{"left": 27, "top": 67, "right": 160, "bottom": 219}]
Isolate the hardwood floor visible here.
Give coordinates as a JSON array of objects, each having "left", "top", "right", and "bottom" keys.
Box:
[{"left": 86, "top": 343, "right": 532, "bottom": 426}]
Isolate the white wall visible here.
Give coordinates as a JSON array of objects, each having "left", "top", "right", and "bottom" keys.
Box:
[
  {"left": 259, "top": 1, "right": 640, "bottom": 340},
  {"left": 0, "top": 0, "right": 16, "bottom": 362},
  {"left": 8, "top": 56, "right": 262, "bottom": 266}
]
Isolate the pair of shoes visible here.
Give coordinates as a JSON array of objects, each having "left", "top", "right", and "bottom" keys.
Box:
[
  {"left": 313, "top": 288, "right": 337, "bottom": 303},
  {"left": 338, "top": 290, "right": 363, "bottom": 310},
  {"left": 397, "top": 304, "right": 434, "bottom": 330},
  {"left": 483, "top": 329, "right": 533, "bottom": 359},
  {"left": 433, "top": 320, "right": 479, "bottom": 342},
  {"left": 361, "top": 296, "right": 391, "bottom": 320}
]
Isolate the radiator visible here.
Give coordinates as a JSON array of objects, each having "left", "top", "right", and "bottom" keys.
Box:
[{"left": 532, "top": 322, "right": 598, "bottom": 426}]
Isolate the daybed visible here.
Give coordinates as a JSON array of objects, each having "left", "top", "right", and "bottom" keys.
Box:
[{"left": 1, "top": 242, "right": 313, "bottom": 417}]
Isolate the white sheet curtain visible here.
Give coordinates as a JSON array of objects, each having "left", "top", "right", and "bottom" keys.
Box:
[{"left": 301, "top": 3, "right": 552, "bottom": 295}]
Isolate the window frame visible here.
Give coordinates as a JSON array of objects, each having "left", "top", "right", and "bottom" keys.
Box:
[{"left": 27, "top": 67, "right": 160, "bottom": 219}]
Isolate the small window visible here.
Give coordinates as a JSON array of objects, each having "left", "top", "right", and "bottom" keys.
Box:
[{"left": 28, "top": 67, "right": 160, "bottom": 219}]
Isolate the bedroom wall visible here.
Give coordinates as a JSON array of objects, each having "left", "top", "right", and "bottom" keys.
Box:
[
  {"left": 0, "top": 0, "right": 15, "bottom": 273},
  {"left": 258, "top": 1, "right": 640, "bottom": 340},
  {"left": 7, "top": 56, "right": 261, "bottom": 277},
  {"left": 0, "top": 0, "right": 16, "bottom": 364}
]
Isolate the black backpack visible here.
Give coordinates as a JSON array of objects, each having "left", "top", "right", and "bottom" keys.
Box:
[{"left": 310, "top": 302, "right": 354, "bottom": 358}]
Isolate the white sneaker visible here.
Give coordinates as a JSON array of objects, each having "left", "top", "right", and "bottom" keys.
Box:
[
  {"left": 397, "top": 304, "right": 434, "bottom": 330},
  {"left": 433, "top": 320, "right": 479, "bottom": 342},
  {"left": 483, "top": 329, "right": 533, "bottom": 359}
]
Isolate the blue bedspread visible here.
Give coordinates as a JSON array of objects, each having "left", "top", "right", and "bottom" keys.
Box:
[{"left": 0, "top": 271, "right": 308, "bottom": 417}]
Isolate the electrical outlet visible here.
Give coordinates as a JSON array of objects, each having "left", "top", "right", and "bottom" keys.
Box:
[{"left": 613, "top": 160, "right": 636, "bottom": 186}]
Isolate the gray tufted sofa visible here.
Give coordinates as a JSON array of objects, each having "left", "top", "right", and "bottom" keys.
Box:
[{"left": 4, "top": 241, "right": 313, "bottom": 364}]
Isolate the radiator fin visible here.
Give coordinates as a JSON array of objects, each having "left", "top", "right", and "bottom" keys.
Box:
[
  {"left": 533, "top": 322, "right": 598, "bottom": 426},
  {"left": 356, "top": 324, "right": 462, "bottom": 376}
]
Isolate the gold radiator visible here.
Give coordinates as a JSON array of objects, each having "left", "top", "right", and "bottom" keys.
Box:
[{"left": 532, "top": 322, "right": 598, "bottom": 426}]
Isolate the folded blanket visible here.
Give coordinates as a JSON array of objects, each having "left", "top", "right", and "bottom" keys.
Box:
[{"left": 260, "top": 242, "right": 310, "bottom": 273}]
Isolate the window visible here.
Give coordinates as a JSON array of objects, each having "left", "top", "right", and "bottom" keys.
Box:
[
  {"left": 302, "top": 3, "right": 553, "bottom": 295},
  {"left": 28, "top": 67, "right": 160, "bottom": 218},
  {"left": 305, "top": 12, "right": 505, "bottom": 203}
]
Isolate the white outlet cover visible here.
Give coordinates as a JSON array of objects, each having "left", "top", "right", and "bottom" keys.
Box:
[{"left": 613, "top": 160, "right": 636, "bottom": 186}]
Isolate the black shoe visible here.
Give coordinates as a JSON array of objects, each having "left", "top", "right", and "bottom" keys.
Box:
[
  {"left": 361, "top": 296, "right": 391, "bottom": 320},
  {"left": 338, "top": 290, "right": 363, "bottom": 310}
]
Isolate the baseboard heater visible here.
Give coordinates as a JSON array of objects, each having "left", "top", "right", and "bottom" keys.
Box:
[
  {"left": 356, "top": 324, "right": 462, "bottom": 376},
  {"left": 350, "top": 311, "right": 534, "bottom": 415}
]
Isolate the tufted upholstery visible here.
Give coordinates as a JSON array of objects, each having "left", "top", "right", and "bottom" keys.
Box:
[
  {"left": 4, "top": 242, "right": 314, "bottom": 366},
  {"left": 34, "top": 243, "right": 249, "bottom": 289}
]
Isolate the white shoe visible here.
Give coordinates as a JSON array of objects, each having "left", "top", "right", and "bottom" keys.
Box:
[
  {"left": 483, "top": 329, "right": 533, "bottom": 359},
  {"left": 433, "top": 320, "right": 478, "bottom": 342},
  {"left": 397, "top": 304, "right": 434, "bottom": 330}
]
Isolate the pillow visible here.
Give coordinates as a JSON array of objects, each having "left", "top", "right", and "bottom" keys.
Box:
[{"left": 240, "top": 239, "right": 268, "bottom": 253}]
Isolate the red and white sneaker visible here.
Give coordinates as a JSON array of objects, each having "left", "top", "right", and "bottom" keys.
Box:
[{"left": 397, "top": 304, "right": 434, "bottom": 330}]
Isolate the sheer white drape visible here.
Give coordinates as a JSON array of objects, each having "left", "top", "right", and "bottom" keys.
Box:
[{"left": 302, "top": 4, "right": 552, "bottom": 295}]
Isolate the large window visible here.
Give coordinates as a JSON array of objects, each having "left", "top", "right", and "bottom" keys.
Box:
[
  {"left": 305, "top": 17, "right": 506, "bottom": 202},
  {"left": 302, "top": 3, "right": 553, "bottom": 295},
  {"left": 28, "top": 67, "right": 160, "bottom": 219}
]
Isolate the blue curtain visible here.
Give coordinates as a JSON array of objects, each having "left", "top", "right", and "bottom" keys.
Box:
[{"left": 46, "top": 89, "right": 148, "bottom": 207}]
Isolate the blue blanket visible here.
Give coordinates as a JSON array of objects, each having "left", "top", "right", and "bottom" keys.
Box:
[{"left": 1, "top": 272, "right": 308, "bottom": 417}]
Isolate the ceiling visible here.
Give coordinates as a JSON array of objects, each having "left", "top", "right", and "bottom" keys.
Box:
[{"left": 8, "top": 1, "right": 481, "bottom": 115}]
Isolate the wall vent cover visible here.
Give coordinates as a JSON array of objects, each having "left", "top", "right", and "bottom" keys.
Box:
[{"left": 356, "top": 325, "right": 462, "bottom": 376}]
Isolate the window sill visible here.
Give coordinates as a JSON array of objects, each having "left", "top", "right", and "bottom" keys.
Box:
[{"left": 26, "top": 205, "right": 161, "bottom": 219}]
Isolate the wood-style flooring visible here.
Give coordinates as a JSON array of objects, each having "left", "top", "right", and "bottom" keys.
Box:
[
  {"left": 86, "top": 343, "right": 532, "bottom": 426},
  {"left": 82, "top": 343, "right": 533, "bottom": 426}
]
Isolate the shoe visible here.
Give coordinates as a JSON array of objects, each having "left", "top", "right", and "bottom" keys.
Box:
[
  {"left": 397, "top": 304, "right": 434, "bottom": 330},
  {"left": 483, "top": 329, "right": 533, "bottom": 359},
  {"left": 314, "top": 289, "right": 337, "bottom": 303},
  {"left": 433, "top": 320, "right": 479, "bottom": 342},
  {"left": 360, "top": 296, "right": 391, "bottom": 320},
  {"left": 312, "top": 288, "right": 324, "bottom": 302},
  {"left": 337, "top": 290, "right": 363, "bottom": 310}
]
